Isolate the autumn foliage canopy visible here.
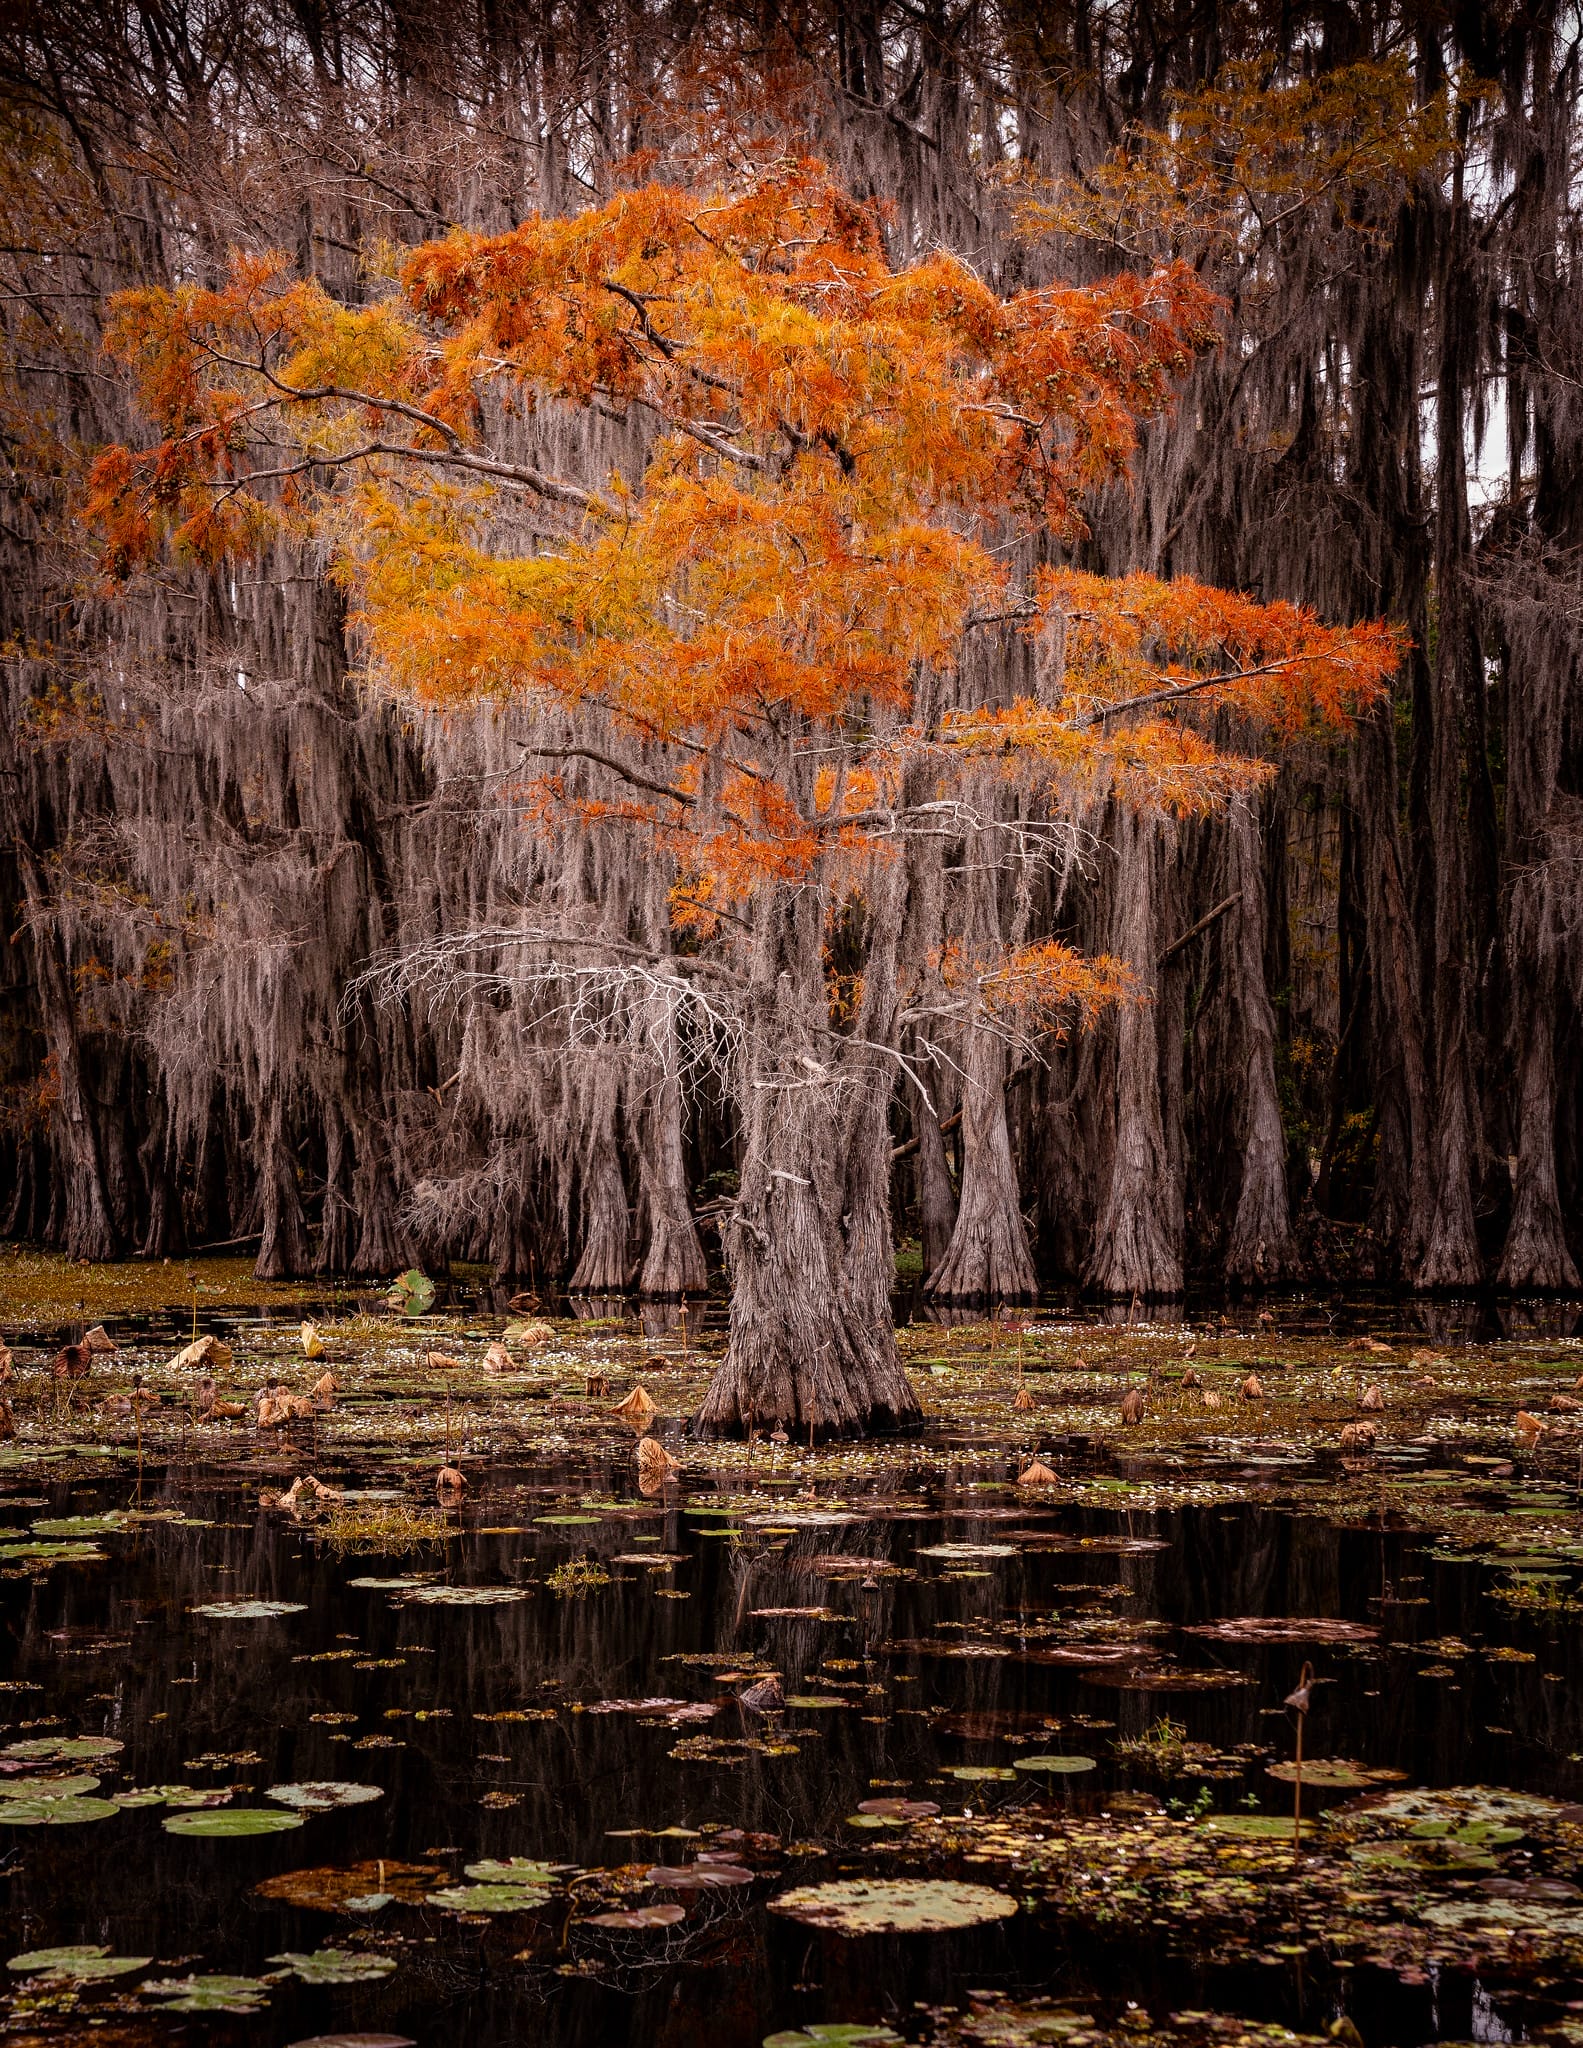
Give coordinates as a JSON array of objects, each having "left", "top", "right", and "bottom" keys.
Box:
[{"left": 90, "top": 159, "right": 1401, "bottom": 1021}]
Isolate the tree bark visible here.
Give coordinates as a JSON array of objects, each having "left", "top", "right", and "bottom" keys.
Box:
[
  {"left": 695, "top": 883, "right": 920, "bottom": 1438},
  {"left": 926, "top": 854, "right": 1038, "bottom": 1304},
  {"left": 17, "top": 847, "right": 118, "bottom": 1261},
  {"left": 1224, "top": 802, "right": 1300, "bottom": 1284},
  {"left": 255, "top": 1096, "right": 312, "bottom": 1278},
  {"left": 1086, "top": 808, "right": 1183, "bottom": 1296},
  {"left": 569, "top": 1075, "right": 632, "bottom": 1292},
  {"left": 925, "top": 1021, "right": 1038, "bottom": 1303},
  {"left": 634, "top": 1035, "right": 707, "bottom": 1297},
  {"left": 349, "top": 1118, "right": 417, "bottom": 1277},
  {"left": 1416, "top": 179, "right": 1485, "bottom": 1289}
]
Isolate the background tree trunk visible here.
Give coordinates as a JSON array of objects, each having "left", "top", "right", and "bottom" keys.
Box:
[
  {"left": 1086, "top": 809, "right": 1183, "bottom": 1296},
  {"left": 1224, "top": 801, "right": 1300, "bottom": 1284}
]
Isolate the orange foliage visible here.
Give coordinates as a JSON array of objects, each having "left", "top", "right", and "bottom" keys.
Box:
[{"left": 88, "top": 160, "right": 1400, "bottom": 1033}]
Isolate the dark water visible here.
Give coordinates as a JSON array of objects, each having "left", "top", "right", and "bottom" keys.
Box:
[{"left": 3, "top": 1440, "right": 1581, "bottom": 2048}]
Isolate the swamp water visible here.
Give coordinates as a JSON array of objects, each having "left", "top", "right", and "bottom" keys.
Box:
[{"left": 4, "top": 1293, "right": 1583, "bottom": 2048}]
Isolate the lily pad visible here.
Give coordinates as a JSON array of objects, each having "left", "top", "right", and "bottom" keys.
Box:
[
  {"left": 917, "top": 1543, "right": 1018, "bottom": 1561},
  {"left": 426, "top": 1882, "right": 554, "bottom": 1912},
  {"left": 191, "top": 1599, "right": 308, "bottom": 1619},
  {"left": 0, "top": 1774, "right": 100, "bottom": 1799},
  {"left": 1013, "top": 1754, "right": 1097, "bottom": 1774},
  {"left": 3, "top": 1735, "right": 122, "bottom": 1763},
  {"left": 256, "top": 1861, "right": 445, "bottom": 1912},
  {"left": 1203, "top": 1813, "right": 1299, "bottom": 1839},
  {"left": 389, "top": 1267, "right": 436, "bottom": 1316},
  {"left": 0, "top": 1794, "right": 119, "bottom": 1825},
  {"left": 585, "top": 1903, "right": 687, "bottom": 1929},
  {"left": 770, "top": 1878, "right": 1019, "bottom": 1935},
  {"left": 143, "top": 1973, "right": 271, "bottom": 2013},
  {"left": 286, "top": 2038, "right": 416, "bottom": 2048},
  {"left": 7, "top": 1944, "right": 150, "bottom": 1978},
  {"left": 163, "top": 1806, "right": 305, "bottom": 1837},
  {"left": 268, "top": 1949, "right": 399, "bottom": 1984},
  {"left": 395, "top": 1585, "right": 529, "bottom": 1605},
  {"left": 464, "top": 1857, "right": 570, "bottom": 1884},
  {"left": 764, "top": 2031, "right": 904, "bottom": 2048},
  {"left": 1267, "top": 1759, "right": 1407, "bottom": 1788},
  {"left": 267, "top": 1782, "right": 385, "bottom": 1811}
]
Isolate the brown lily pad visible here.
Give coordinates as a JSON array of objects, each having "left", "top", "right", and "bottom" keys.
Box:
[{"left": 255, "top": 1861, "right": 447, "bottom": 1912}]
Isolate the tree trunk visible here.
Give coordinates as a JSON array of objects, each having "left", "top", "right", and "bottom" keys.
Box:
[
  {"left": 694, "top": 884, "right": 919, "bottom": 1438},
  {"left": 925, "top": 849, "right": 1037, "bottom": 1305},
  {"left": 1086, "top": 809, "right": 1182, "bottom": 1296},
  {"left": 255, "top": 1097, "right": 312, "bottom": 1278},
  {"left": 349, "top": 1119, "right": 417, "bottom": 1277},
  {"left": 570, "top": 1070, "right": 632, "bottom": 1292},
  {"left": 17, "top": 847, "right": 118, "bottom": 1261},
  {"left": 1416, "top": 180, "right": 1485, "bottom": 1289},
  {"left": 1224, "top": 802, "right": 1300, "bottom": 1285},
  {"left": 911, "top": 1073, "right": 958, "bottom": 1279},
  {"left": 925, "top": 1022, "right": 1037, "bottom": 1302},
  {"left": 635, "top": 1043, "right": 707, "bottom": 1297},
  {"left": 1498, "top": 943, "right": 1579, "bottom": 1290}
]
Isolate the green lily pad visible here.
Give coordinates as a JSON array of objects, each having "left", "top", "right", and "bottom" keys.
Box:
[
  {"left": 191, "top": 1599, "right": 308, "bottom": 1619},
  {"left": 267, "top": 1949, "right": 399, "bottom": 1984},
  {"left": 0, "top": 1774, "right": 100, "bottom": 1799},
  {"left": 7, "top": 1945, "right": 150, "bottom": 1978},
  {"left": 1203, "top": 1814, "right": 1298, "bottom": 1839},
  {"left": 1013, "top": 1754, "right": 1097, "bottom": 1774},
  {"left": 389, "top": 1268, "right": 436, "bottom": 1316},
  {"left": 0, "top": 1540, "right": 104, "bottom": 1563},
  {"left": 30, "top": 1513, "right": 130, "bottom": 1537},
  {"left": 267, "top": 1782, "right": 384, "bottom": 1811},
  {"left": 163, "top": 1807, "right": 305, "bottom": 1837},
  {"left": 347, "top": 1576, "right": 437, "bottom": 1590},
  {"left": 463, "top": 1857, "right": 570, "bottom": 1884},
  {"left": 425, "top": 1882, "right": 554, "bottom": 1913},
  {"left": 764, "top": 2030, "right": 904, "bottom": 2048},
  {"left": 143, "top": 1973, "right": 271, "bottom": 2013},
  {"left": 917, "top": 1543, "right": 1018, "bottom": 1561},
  {"left": 0, "top": 1794, "right": 119, "bottom": 1825},
  {"left": 2, "top": 1736, "right": 121, "bottom": 1763},
  {"left": 769, "top": 1878, "right": 1019, "bottom": 1934},
  {"left": 947, "top": 1765, "right": 1017, "bottom": 1782}
]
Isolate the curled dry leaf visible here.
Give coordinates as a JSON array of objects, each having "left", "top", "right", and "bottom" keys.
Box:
[
  {"left": 1180, "top": 1367, "right": 1202, "bottom": 1388},
  {"left": 636, "top": 1437, "right": 678, "bottom": 1489},
  {"left": 310, "top": 1371, "right": 337, "bottom": 1400},
  {"left": 1339, "top": 1421, "right": 1377, "bottom": 1452},
  {"left": 1120, "top": 1388, "right": 1145, "bottom": 1424},
  {"left": 1359, "top": 1383, "right": 1385, "bottom": 1412},
  {"left": 1515, "top": 1410, "right": 1549, "bottom": 1439},
  {"left": 1202, "top": 1390, "right": 1223, "bottom": 1410},
  {"left": 505, "top": 1317, "right": 556, "bottom": 1347},
  {"left": 1017, "top": 1459, "right": 1057, "bottom": 1486},
  {"left": 614, "top": 1386, "right": 657, "bottom": 1433},
  {"left": 172, "top": 1334, "right": 232, "bottom": 1372},
  {"left": 51, "top": 1344, "right": 92, "bottom": 1381},
  {"left": 1549, "top": 1393, "right": 1580, "bottom": 1414},
  {"left": 1012, "top": 1385, "right": 1035, "bottom": 1411},
  {"left": 436, "top": 1466, "right": 467, "bottom": 1499},
  {"left": 425, "top": 1352, "right": 464, "bottom": 1372},
  {"left": 1240, "top": 1375, "right": 1263, "bottom": 1400},
  {"left": 484, "top": 1343, "right": 512, "bottom": 1374},
  {"left": 82, "top": 1325, "right": 118, "bottom": 1355},
  {"left": 301, "top": 1321, "right": 325, "bottom": 1359}
]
